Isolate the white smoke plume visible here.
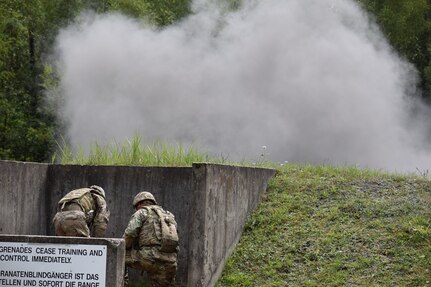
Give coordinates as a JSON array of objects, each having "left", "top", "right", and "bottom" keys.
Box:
[{"left": 53, "top": 0, "right": 431, "bottom": 172}]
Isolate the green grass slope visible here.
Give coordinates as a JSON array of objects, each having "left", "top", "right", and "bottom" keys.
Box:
[{"left": 217, "top": 164, "right": 431, "bottom": 287}]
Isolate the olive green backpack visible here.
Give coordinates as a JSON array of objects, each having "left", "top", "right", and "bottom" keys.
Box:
[{"left": 152, "top": 207, "right": 179, "bottom": 253}]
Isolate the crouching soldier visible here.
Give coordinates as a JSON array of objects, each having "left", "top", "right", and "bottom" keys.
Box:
[
  {"left": 123, "top": 191, "right": 179, "bottom": 287},
  {"left": 53, "top": 185, "right": 110, "bottom": 237}
]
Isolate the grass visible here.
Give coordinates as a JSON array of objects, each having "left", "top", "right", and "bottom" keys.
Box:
[
  {"left": 53, "top": 134, "right": 224, "bottom": 166},
  {"left": 53, "top": 135, "right": 277, "bottom": 168},
  {"left": 216, "top": 164, "right": 431, "bottom": 287}
]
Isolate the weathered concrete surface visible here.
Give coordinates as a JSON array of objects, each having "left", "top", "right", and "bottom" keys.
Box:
[
  {"left": 0, "top": 161, "right": 49, "bottom": 235},
  {"left": 188, "top": 163, "right": 276, "bottom": 287},
  {"left": 0, "top": 234, "right": 125, "bottom": 287},
  {"left": 0, "top": 160, "right": 275, "bottom": 287}
]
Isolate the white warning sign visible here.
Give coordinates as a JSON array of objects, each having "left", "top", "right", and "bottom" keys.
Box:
[{"left": 0, "top": 242, "right": 107, "bottom": 287}]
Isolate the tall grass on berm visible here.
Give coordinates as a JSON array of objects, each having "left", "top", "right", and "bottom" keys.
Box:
[{"left": 53, "top": 134, "right": 220, "bottom": 166}]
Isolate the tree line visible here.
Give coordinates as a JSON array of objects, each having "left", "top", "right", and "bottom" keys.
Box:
[{"left": 0, "top": 0, "right": 429, "bottom": 162}]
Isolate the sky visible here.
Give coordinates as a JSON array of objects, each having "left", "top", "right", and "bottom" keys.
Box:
[{"left": 52, "top": 0, "right": 431, "bottom": 173}]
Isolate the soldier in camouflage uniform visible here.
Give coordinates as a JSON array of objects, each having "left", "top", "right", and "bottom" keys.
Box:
[
  {"left": 53, "top": 185, "right": 110, "bottom": 237},
  {"left": 123, "top": 191, "right": 178, "bottom": 287}
]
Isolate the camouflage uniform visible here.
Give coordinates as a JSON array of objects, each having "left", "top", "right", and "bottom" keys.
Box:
[
  {"left": 53, "top": 187, "right": 110, "bottom": 237},
  {"left": 123, "top": 204, "right": 178, "bottom": 287}
]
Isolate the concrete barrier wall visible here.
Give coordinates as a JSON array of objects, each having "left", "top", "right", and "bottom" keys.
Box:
[
  {"left": 0, "top": 161, "right": 49, "bottom": 235},
  {"left": 188, "top": 163, "right": 276, "bottom": 287},
  {"left": 0, "top": 160, "right": 275, "bottom": 287}
]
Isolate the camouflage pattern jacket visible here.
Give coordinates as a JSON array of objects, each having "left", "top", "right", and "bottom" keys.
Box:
[
  {"left": 124, "top": 205, "right": 177, "bottom": 251},
  {"left": 58, "top": 188, "right": 110, "bottom": 237}
]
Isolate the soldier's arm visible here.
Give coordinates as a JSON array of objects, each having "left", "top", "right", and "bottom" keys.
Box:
[
  {"left": 123, "top": 209, "right": 147, "bottom": 250},
  {"left": 93, "top": 195, "right": 110, "bottom": 237}
]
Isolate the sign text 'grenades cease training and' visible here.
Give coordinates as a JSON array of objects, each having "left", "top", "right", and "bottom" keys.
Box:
[{"left": 0, "top": 242, "right": 107, "bottom": 287}]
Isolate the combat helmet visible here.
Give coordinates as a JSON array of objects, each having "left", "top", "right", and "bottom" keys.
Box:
[
  {"left": 90, "top": 185, "right": 106, "bottom": 198},
  {"left": 133, "top": 191, "right": 157, "bottom": 207}
]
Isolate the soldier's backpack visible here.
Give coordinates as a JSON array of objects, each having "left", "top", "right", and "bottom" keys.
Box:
[
  {"left": 152, "top": 207, "right": 179, "bottom": 253},
  {"left": 58, "top": 188, "right": 95, "bottom": 224}
]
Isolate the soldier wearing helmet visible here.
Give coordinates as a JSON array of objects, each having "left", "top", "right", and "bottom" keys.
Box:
[
  {"left": 52, "top": 185, "right": 110, "bottom": 237},
  {"left": 123, "top": 191, "right": 179, "bottom": 287}
]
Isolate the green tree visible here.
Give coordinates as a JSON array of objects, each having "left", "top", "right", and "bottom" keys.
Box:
[
  {"left": 358, "top": 0, "right": 431, "bottom": 97},
  {"left": 0, "top": 0, "right": 86, "bottom": 161},
  {"left": 107, "top": 0, "right": 190, "bottom": 26}
]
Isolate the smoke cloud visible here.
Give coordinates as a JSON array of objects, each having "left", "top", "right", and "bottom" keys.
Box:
[{"left": 53, "top": 0, "right": 431, "bottom": 172}]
